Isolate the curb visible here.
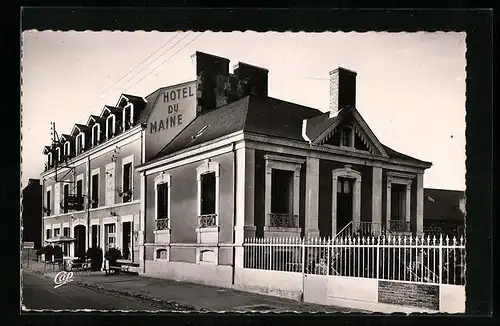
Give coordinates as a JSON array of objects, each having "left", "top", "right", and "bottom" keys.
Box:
[{"left": 25, "top": 269, "right": 204, "bottom": 312}]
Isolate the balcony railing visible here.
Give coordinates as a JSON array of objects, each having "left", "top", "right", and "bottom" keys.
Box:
[
  {"left": 352, "top": 221, "right": 384, "bottom": 236},
  {"left": 155, "top": 218, "right": 169, "bottom": 231},
  {"left": 388, "top": 219, "right": 411, "bottom": 233},
  {"left": 198, "top": 214, "right": 217, "bottom": 228},
  {"left": 269, "top": 213, "right": 298, "bottom": 228}
]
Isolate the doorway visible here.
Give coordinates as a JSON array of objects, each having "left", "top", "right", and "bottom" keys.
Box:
[
  {"left": 122, "top": 222, "right": 132, "bottom": 260},
  {"left": 74, "top": 225, "right": 86, "bottom": 259},
  {"left": 336, "top": 177, "right": 353, "bottom": 233}
]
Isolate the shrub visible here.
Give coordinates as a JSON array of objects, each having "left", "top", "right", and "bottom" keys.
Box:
[
  {"left": 41, "top": 245, "right": 54, "bottom": 261},
  {"left": 86, "top": 247, "right": 103, "bottom": 271},
  {"left": 53, "top": 245, "right": 63, "bottom": 260},
  {"left": 104, "top": 248, "right": 122, "bottom": 266}
]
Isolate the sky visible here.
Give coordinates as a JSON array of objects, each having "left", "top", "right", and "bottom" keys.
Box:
[{"left": 21, "top": 31, "right": 466, "bottom": 191}]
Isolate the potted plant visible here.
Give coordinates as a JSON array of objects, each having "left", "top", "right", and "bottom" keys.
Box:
[
  {"left": 86, "top": 247, "right": 103, "bottom": 271},
  {"left": 104, "top": 248, "right": 122, "bottom": 270}
]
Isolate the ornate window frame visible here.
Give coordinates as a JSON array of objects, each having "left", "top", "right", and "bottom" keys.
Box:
[
  {"left": 196, "top": 160, "right": 220, "bottom": 244},
  {"left": 331, "top": 165, "right": 362, "bottom": 237},
  {"left": 385, "top": 171, "right": 414, "bottom": 232},
  {"left": 263, "top": 154, "right": 304, "bottom": 232}
]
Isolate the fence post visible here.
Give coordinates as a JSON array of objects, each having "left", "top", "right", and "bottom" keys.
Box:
[
  {"left": 376, "top": 236, "right": 380, "bottom": 280},
  {"left": 301, "top": 238, "right": 306, "bottom": 275},
  {"left": 269, "top": 238, "right": 273, "bottom": 271},
  {"left": 438, "top": 234, "right": 443, "bottom": 284},
  {"left": 326, "top": 237, "right": 331, "bottom": 276}
]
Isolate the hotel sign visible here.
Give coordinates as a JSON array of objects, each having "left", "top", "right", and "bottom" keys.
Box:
[{"left": 145, "top": 81, "right": 197, "bottom": 159}]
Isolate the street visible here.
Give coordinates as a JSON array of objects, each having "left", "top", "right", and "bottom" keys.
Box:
[{"left": 22, "top": 271, "right": 162, "bottom": 311}]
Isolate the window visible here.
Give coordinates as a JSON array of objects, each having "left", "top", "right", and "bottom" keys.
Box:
[
  {"left": 92, "top": 124, "right": 100, "bottom": 146},
  {"left": 46, "top": 229, "right": 52, "bottom": 240},
  {"left": 46, "top": 190, "right": 51, "bottom": 216},
  {"left": 57, "top": 147, "right": 62, "bottom": 162},
  {"left": 63, "top": 184, "right": 69, "bottom": 213},
  {"left": 200, "top": 172, "right": 216, "bottom": 215},
  {"left": 157, "top": 183, "right": 169, "bottom": 220},
  {"left": 63, "top": 227, "right": 70, "bottom": 255},
  {"left": 76, "top": 179, "right": 83, "bottom": 199},
  {"left": 104, "top": 223, "right": 116, "bottom": 251},
  {"left": 337, "top": 179, "right": 352, "bottom": 194},
  {"left": 76, "top": 133, "right": 85, "bottom": 154},
  {"left": 106, "top": 114, "right": 115, "bottom": 140},
  {"left": 54, "top": 228, "right": 60, "bottom": 237},
  {"left": 122, "top": 162, "right": 132, "bottom": 203},
  {"left": 123, "top": 105, "right": 133, "bottom": 130},
  {"left": 91, "top": 173, "right": 99, "bottom": 208},
  {"left": 64, "top": 141, "right": 71, "bottom": 157},
  {"left": 47, "top": 152, "right": 53, "bottom": 167},
  {"left": 340, "top": 127, "right": 351, "bottom": 147},
  {"left": 91, "top": 225, "right": 100, "bottom": 248}
]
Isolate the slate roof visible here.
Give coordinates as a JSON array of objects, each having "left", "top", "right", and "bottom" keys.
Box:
[
  {"left": 145, "top": 94, "right": 431, "bottom": 169},
  {"left": 75, "top": 124, "right": 90, "bottom": 131},
  {"left": 424, "top": 188, "right": 465, "bottom": 221}
]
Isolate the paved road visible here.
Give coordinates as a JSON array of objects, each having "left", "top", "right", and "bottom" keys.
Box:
[{"left": 22, "top": 271, "right": 162, "bottom": 311}]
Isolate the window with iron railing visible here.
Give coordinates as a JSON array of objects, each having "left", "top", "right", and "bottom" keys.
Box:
[
  {"left": 122, "top": 163, "right": 132, "bottom": 203},
  {"left": 45, "top": 190, "right": 51, "bottom": 216},
  {"left": 63, "top": 184, "right": 69, "bottom": 213},
  {"left": 91, "top": 174, "right": 99, "bottom": 208},
  {"left": 156, "top": 182, "right": 169, "bottom": 230}
]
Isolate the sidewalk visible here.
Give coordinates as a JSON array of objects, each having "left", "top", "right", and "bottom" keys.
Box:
[{"left": 22, "top": 261, "right": 366, "bottom": 313}]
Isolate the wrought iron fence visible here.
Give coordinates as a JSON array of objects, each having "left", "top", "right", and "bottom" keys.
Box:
[{"left": 243, "top": 234, "right": 465, "bottom": 285}]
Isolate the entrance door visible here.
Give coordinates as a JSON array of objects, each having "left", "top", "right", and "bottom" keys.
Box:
[
  {"left": 74, "top": 225, "right": 86, "bottom": 258},
  {"left": 122, "top": 222, "right": 132, "bottom": 260},
  {"left": 336, "top": 178, "right": 353, "bottom": 233}
]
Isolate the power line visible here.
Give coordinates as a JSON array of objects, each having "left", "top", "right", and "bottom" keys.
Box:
[
  {"left": 117, "top": 32, "right": 195, "bottom": 94},
  {"left": 124, "top": 32, "right": 204, "bottom": 92},
  {"left": 99, "top": 31, "right": 183, "bottom": 97}
]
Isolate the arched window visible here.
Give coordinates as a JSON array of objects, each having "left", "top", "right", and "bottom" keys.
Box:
[
  {"left": 106, "top": 114, "right": 116, "bottom": 140},
  {"left": 92, "top": 124, "right": 100, "bottom": 146},
  {"left": 122, "top": 104, "right": 133, "bottom": 131},
  {"left": 56, "top": 147, "right": 61, "bottom": 162},
  {"left": 76, "top": 133, "right": 85, "bottom": 154},
  {"left": 64, "top": 141, "right": 71, "bottom": 158},
  {"left": 47, "top": 152, "right": 53, "bottom": 167}
]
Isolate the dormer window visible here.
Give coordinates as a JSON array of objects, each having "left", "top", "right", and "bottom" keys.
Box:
[
  {"left": 122, "top": 105, "right": 133, "bottom": 131},
  {"left": 92, "top": 124, "right": 100, "bottom": 147},
  {"left": 76, "top": 133, "right": 85, "bottom": 154},
  {"left": 106, "top": 114, "right": 116, "bottom": 140},
  {"left": 47, "top": 152, "right": 53, "bottom": 167},
  {"left": 64, "top": 141, "right": 71, "bottom": 158},
  {"left": 56, "top": 147, "right": 62, "bottom": 163}
]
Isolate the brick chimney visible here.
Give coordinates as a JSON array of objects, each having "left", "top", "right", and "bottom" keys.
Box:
[
  {"left": 193, "top": 51, "right": 230, "bottom": 114},
  {"left": 329, "top": 67, "right": 357, "bottom": 118},
  {"left": 233, "top": 62, "right": 269, "bottom": 97}
]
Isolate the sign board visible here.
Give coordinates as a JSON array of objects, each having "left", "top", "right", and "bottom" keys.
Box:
[
  {"left": 145, "top": 80, "right": 197, "bottom": 160},
  {"left": 23, "top": 241, "right": 35, "bottom": 249}
]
